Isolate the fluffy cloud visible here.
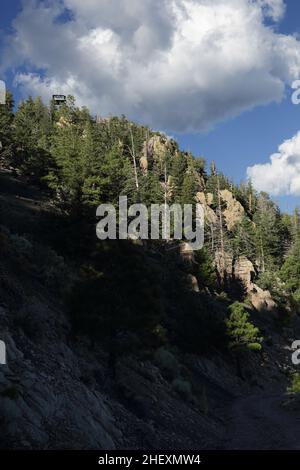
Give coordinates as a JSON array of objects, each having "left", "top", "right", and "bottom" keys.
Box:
[
  {"left": 2, "top": 0, "right": 300, "bottom": 131},
  {"left": 247, "top": 131, "right": 300, "bottom": 196},
  {"left": 258, "top": 0, "right": 286, "bottom": 20}
]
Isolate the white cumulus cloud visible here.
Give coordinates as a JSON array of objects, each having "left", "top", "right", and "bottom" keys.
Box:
[
  {"left": 1, "top": 0, "right": 300, "bottom": 131},
  {"left": 258, "top": 0, "right": 286, "bottom": 21},
  {"left": 247, "top": 131, "right": 300, "bottom": 196}
]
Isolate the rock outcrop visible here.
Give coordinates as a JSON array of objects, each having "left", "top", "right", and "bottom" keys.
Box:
[
  {"left": 187, "top": 274, "right": 200, "bottom": 292},
  {"left": 140, "top": 135, "right": 174, "bottom": 172},
  {"left": 234, "top": 256, "right": 256, "bottom": 291},
  {"left": 250, "top": 285, "right": 277, "bottom": 312},
  {"left": 195, "top": 192, "right": 217, "bottom": 225},
  {"left": 220, "top": 190, "right": 244, "bottom": 230}
]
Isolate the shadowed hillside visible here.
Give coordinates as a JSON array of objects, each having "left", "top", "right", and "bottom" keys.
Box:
[{"left": 1, "top": 94, "right": 300, "bottom": 449}]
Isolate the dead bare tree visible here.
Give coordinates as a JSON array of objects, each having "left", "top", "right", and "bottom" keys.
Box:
[
  {"left": 217, "top": 175, "right": 225, "bottom": 280},
  {"left": 128, "top": 125, "right": 139, "bottom": 192}
]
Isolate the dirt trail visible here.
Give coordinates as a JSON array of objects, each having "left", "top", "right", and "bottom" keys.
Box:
[{"left": 224, "top": 389, "right": 300, "bottom": 449}]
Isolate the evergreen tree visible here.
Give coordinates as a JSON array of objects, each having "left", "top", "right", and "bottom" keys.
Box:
[
  {"left": 225, "top": 302, "right": 263, "bottom": 351},
  {"left": 180, "top": 172, "right": 196, "bottom": 205},
  {"left": 13, "top": 96, "right": 53, "bottom": 180},
  {"left": 253, "top": 192, "right": 286, "bottom": 271},
  {"left": 230, "top": 215, "right": 256, "bottom": 263},
  {"left": 0, "top": 91, "right": 14, "bottom": 161},
  {"left": 280, "top": 238, "right": 300, "bottom": 295},
  {"left": 170, "top": 151, "right": 187, "bottom": 202}
]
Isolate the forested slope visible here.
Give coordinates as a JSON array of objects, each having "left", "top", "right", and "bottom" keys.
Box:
[{"left": 1, "top": 93, "right": 300, "bottom": 449}]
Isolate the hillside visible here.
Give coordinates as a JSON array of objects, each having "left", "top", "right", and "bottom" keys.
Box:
[{"left": 1, "top": 94, "right": 300, "bottom": 449}]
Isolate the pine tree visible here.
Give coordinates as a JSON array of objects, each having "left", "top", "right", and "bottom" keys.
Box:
[
  {"left": 0, "top": 91, "right": 14, "bottom": 162},
  {"left": 280, "top": 238, "right": 300, "bottom": 293},
  {"left": 180, "top": 172, "right": 196, "bottom": 205},
  {"left": 170, "top": 152, "right": 187, "bottom": 202},
  {"left": 83, "top": 142, "right": 132, "bottom": 206},
  {"left": 13, "top": 96, "right": 53, "bottom": 180},
  {"left": 225, "top": 302, "right": 263, "bottom": 351},
  {"left": 231, "top": 216, "right": 256, "bottom": 263},
  {"left": 253, "top": 192, "right": 286, "bottom": 271}
]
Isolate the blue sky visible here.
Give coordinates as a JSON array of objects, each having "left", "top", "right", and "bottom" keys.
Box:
[
  {"left": 176, "top": 87, "right": 300, "bottom": 212},
  {"left": 1, "top": 0, "right": 300, "bottom": 211}
]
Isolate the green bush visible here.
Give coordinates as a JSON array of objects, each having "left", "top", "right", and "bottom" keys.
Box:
[
  {"left": 8, "top": 229, "right": 70, "bottom": 294},
  {"left": 256, "top": 271, "right": 287, "bottom": 305},
  {"left": 287, "top": 373, "right": 300, "bottom": 395},
  {"left": 34, "top": 244, "right": 70, "bottom": 292}
]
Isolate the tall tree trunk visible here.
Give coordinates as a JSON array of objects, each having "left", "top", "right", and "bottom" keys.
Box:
[
  {"left": 260, "top": 235, "right": 265, "bottom": 273},
  {"left": 164, "top": 162, "right": 169, "bottom": 240},
  {"left": 129, "top": 127, "right": 139, "bottom": 192},
  {"left": 217, "top": 176, "right": 225, "bottom": 280},
  {"left": 210, "top": 223, "right": 214, "bottom": 252}
]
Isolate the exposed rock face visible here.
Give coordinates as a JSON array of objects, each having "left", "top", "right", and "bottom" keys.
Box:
[
  {"left": 215, "top": 249, "right": 277, "bottom": 311},
  {"left": 215, "top": 251, "right": 233, "bottom": 278},
  {"left": 196, "top": 190, "right": 244, "bottom": 231},
  {"left": 180, "top": 242, "right": 195, "bottom": 264},
  {"left": 250, "top": 285, "right": 277, "bottom": 312},
  {"left": 141, "top": 136, "right": 173, "bottom": 170},
  {"left": 187, "top": 274, "right": 200, "bottom": 292},
  {"left": 215, "top": 251, "right": 255, "bottom": 291},
  {"left": 220, "top": 190, "right": 244, "bottom": 230},
  {"left": 206, "top": 193, "right": 214, "bottom": 206},
  {"left": 139, "top": 156, "right": 148, "bottom": 174},
  {"left": 195, "top": 192, "right": 217, "bottom": 225},
  {"left": 234, "top": 256, "right": 256, "bottom": 291},
  {"left": 56, "top": 116, "right": 71, "bottom": 129},
  {"left": 198, "top": 188, "right": 276, "bottom": 312}
]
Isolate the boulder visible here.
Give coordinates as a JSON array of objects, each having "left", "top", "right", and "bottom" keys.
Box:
[{"left": 250, "top": 284, "right": 277, "bottom": 312}]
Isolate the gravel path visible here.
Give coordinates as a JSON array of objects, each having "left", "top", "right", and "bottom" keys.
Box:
[{"left": 224, "top": 389, "right": 300, "bottom": 449}]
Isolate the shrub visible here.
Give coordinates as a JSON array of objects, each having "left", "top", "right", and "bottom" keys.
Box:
[
  {"left": 13, "top": 234, "right": 70, "bottom": 291},
  {"left": 10, "top": 234, "right": 33, "bottom": 258},
  {"left": 0, "top": 387, "right": 19, "bottom": 400},
  {"left": 287, "top": 373, "right": 300, "bottom": 395},
  {"left": 154, "top": 347, "right": 180, "bottom": 380},
  {"left": 172, "top": 378, "right": 192, "bottom": 401},
  {"left": 34, "top": 244, "right": 69, "bottom": 292},
  {"left": 257, "top": 270, "right": 287, "bottom": 306}
]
